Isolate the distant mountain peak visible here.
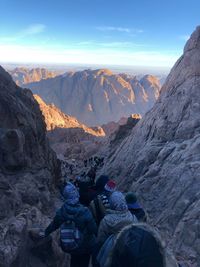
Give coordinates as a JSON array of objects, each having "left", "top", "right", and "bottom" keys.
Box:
[
  {"left": 8, "top": 67, "right": 59, "bottom": 86},
  {"left": 92, "top": 68, "right": 113, "bottom": 76}
]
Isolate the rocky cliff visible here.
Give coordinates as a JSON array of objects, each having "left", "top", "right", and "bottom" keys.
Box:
[
  {"left": 26, "top": 69, "right": 160, "bottom": 126},
  {"left": 9, "top": 67, "right": 58, "bottom": 87},
  {"left": 102, "top": 27, "right": 200, "bottom": 266},
  {"left": 101, "top": 116, "right": 128, "bottom": 136},
  {"left": 0, "top": 66, "right": 63, "bottom": 266},
  {"left": 34, "top": 95, "right": 105, "bottom": 161}
]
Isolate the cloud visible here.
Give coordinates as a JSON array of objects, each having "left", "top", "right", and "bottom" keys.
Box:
[
  {"left": 75, "top": 40, "right": 147, "bottom": 48},
  {"left": 19, "top": 24, "right": 46, "bottom": 36},
  {"left": 0, "top": 24, "right": 46, "bottom": 44},
  {"left": 100, "top": 42, "right": 132, "bottom": 47},
  {"left": 179, "top": 35, "right": 190, "bottom": 41},
  {"left": 96, "top": 26, "right": 143, "bottom": 34}
]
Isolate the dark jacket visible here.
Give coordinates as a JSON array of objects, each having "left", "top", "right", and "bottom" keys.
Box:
[
  {"left": 45, "top": 202, "right": 97, "bottom": 254},
  {"left": 110, "top": 224, "right": 179, "bottom": 267},
  {"left": 128, "top": 205, "right": 147, "bottom": 222},
  {"left": 78, "top": 180, "right": 97, "bottom": 206}
]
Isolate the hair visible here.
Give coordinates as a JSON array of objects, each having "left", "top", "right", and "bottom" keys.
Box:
[{"left": 111, "top": 224, "right": 166, "bottom": 267}]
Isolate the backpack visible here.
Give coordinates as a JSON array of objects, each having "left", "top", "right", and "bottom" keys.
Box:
[{"left": 60, "top": 219, "right": 84, "bottom": 253}]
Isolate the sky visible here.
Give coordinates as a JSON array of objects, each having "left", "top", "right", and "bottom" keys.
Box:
[{"left": 0, "top": 0, "right": 199, "bottom": 69}]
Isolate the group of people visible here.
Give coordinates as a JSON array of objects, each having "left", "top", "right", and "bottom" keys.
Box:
[
  {"left": 61, "top": 160, "right": 75, "bottom": 176},
  {"left": 84, "top": 156, "right": 104, "bottom": 168},
  {"left": 44, "top": 174, "right": 180, "bottom": 267}
]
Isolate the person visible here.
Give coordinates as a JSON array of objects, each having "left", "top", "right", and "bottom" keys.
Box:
[
  {"left": 69, "top": 164, "right": 73, "bottom": 174},
  {"left": 86, "top": 165, "right": 97, "bottom": 183},
  {"left": 125, "top": 192, "right": 147, "bottom": 222},
  {"left": 110, "top": 223, "right": 179, "bottom": 267},
  {"left": 97, "top": 191, "right": 137, "bottom": 247},
  {"left": 84, "top": 159, "right": 88, "bottom": 168},
  {"left": 90, "top": 179, "right": 116, "bottom": 225},
  {"left": 44, "top": 182, "right": 97, "bottom": 267},
  {"left": 95, "top": 175, "right": 109, "bottom": 194},
  {"left": 93, "top": 191, "right": 137, "bottom": 267},
  {"left": 77, "top": 175, "right": 97, "bottom": 206}
]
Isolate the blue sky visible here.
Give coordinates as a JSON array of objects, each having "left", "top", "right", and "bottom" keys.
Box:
[{"left": 0, "top": 0, "right": 199, "bottom": 68}]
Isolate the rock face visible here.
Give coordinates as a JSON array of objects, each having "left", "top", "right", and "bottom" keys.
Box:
[
  {"left": 103, "top": 27, "right": 200, "bottom": 266},
  {"left": 109, "top": 114, "right": 141, "bottom": 147},
  {"left": 34, "top": 95, "right": 106, "bottom": 160},
  {"left": 0, "top": 66, "right": 63, "bottom": 266},
  {"left": 101, "top": 116, "right": 128, "bottom": 136},
  {"left": 26, "top": 69, "right": 160, "bottom": 126},
  {"left": 9, "top": 67, "right": 58, "bottom": 87}
]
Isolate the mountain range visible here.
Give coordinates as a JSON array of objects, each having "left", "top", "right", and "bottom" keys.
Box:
[{"left": 23, "top": 69, "right": 161, "bottom": 126}]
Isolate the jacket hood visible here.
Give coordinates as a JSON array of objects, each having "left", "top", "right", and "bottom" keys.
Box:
[
  {"left": 104, "top": 209, "right": 135, "bottom": 228},
  {"left": 62, "top": 182, "right": 79, "bottom": 205},
  {"left": 114, "top": 223, "right": 179, "bottom": 267}
]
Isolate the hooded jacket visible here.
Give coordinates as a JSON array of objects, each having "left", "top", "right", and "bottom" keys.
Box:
[
  {"left": 110, "top": 223, "right": 179, "bottom": 267},
  {"left": 45, "top": 202, "right": 97, "bottom": 254},
  {"left": 97, "top": 209, "right": 136, "bottom": 246}
]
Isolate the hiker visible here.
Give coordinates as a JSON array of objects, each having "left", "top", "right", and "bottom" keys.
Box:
[
  {"left": 84, "top": 159, "right": 88, "bottom": 168},
  {"left": 94, "top": 156, "right": 99, "bottom": 165},
  {"left": 94, "top": 191, "right": 137, "bottom": 267},
  {"left": 97, "top": 191, "right": 137, "bottom": 247},
  {"left": 110, "top": 223, "right": 180, "bottom": 267},
  {"left": 95, "top": 175, "right": 109, "bottom": 194},
  {"left": 77, "top": 175, "right": 97, "bottom": 206},
  {"left": 90, "top": 179, "right": 116, "bottom": 225},
  {"left": 86, "top": 165, "right": 97, "bottom": 183},
  {"left": 69, "top": 164, "right": 73, "bottom": 174},
  {"left": 125, "top": 192, "right": 147, "bottom": 222},
  {"left": 99, "top": 157, "right": 104, "bottom": 167},
  {"left": 44, "top": 182, "right": 97, "bottom": 267}
]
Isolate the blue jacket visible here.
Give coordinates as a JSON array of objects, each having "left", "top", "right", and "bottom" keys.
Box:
[{"left": 45, "top": 202, "right": 97, "bottom": 253}]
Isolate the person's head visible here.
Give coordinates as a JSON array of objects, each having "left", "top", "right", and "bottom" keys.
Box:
[
  {"left": 62, "top": 182, "right": 79, "bottom": 205},
  {"left": 104, "top": 180, "right": 116, "bottom": 193},
  {"left": 110, "top": 224, "right": 166, "bottom": 267},
  {"left": 109, "top": 191, "right": 128, "bottom": 211},
  {"left": 125, "top": 192, "right": 141, "bottom": 209},
  {"left": 95, "top": 175, "right": 109, "bottom": 192}
]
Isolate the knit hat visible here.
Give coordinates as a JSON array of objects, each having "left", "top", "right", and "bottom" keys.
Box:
[
  {"left": 104, "top": 180, "right": 116, "bottom": 192},
  {"left": 125, "top": 192, "right": 141, "bottom": 209},
  {"left": 63, "top": 182, "right": 80, "bottom": 205},
  {"left": 110, "top": 191, "right": 128, "bottom": 211},
  {"left": 95, "top": 175, "right": 109, "bottom": 191}
]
